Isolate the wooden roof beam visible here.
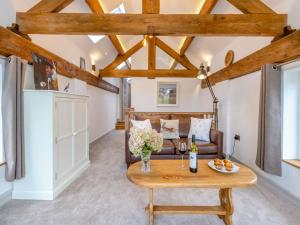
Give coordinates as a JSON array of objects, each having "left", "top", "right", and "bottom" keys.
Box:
[
  {"left": 148, "top": 36, "right": 156, "bottom": 70},
  {"left": 85, "top": 0, "right": 131, "bottom": 69},
  {"left": 142, "top": 0, "right": 160, "bottom": 14},
  {"left": 16, "top": 13, "right": 287, "bottom": 36},
  {"left": 155, "top": 37, "right": 198, "bottom": 70},
  {"left": 101, "top": 40, "right": 144, "bottom": 72},
  {"left": 226, "top": 0, "right": 275, "bottom": 14},
  {"left": 203, "top": 30, "right": 300, "bottom": 86},
  {"left": 99, "top": 69, "right": 198, "bottom": 78},
  {"left": 28, "top": 0, "right": 74, "bottom": 13},
  {"left": 170, "top": 0, "right": 218, "bottom": 69}
]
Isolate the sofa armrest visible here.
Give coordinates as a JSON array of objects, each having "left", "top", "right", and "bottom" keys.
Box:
[{"left": 210, "top": 129, "right": 224, "bottom": 158}]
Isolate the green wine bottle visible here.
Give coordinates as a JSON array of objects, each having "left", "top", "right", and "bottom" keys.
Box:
[{"left": 189, "top": 135, "right": 198, "bottom": 173}]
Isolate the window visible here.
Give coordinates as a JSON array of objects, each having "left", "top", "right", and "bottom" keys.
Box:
[
  {"left": 117, "top": 57, "right": 131, "bottom": 69},
  {"left": 0, "top": 59, "right": 4, "bottom": 163},
  {"left": 88, "top": 3, "right": 126, "bottom": 44},
  {"left": 282, "top": 61, "right": 300, "bottom": 167}
]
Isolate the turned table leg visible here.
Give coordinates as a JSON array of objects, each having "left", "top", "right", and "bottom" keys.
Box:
[
  {"left": 219, "top": 188, "right": 234, "bottom": 225},
  {"left": 149, "top": 188, "right": 154, "bottom": 225}
]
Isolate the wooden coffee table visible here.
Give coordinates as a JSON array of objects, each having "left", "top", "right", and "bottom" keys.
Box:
[{"left": 127, "top": 159, "right": 257, "bottom": 225}]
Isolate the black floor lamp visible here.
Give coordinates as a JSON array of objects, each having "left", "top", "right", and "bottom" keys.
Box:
[{"left": 197, "top": 64, "right": 219, "bottom": 130}]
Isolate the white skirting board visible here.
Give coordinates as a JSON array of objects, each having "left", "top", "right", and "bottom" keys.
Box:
[
  {"left": 12, "top": 161, "right": 90, "bottom": 200},
  {"left": 0, "top": 189, "right": 12, "bottom": 207}
]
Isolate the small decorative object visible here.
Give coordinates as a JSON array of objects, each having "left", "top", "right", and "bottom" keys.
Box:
[
  {"left": 157, "top": 82, "right": 179, "bottom": 106},
  {"left": 32, "top": 53, "right": 58, "bottom": 90},
  {"left": 225, "top": 50, "right": 234, "bottom": 67},
  {"left": 64, "top": 82, "right": 70, "bottom": 92},
  {"left": 80, "top": 57, "right": 86, "bottom": 70},
  {"left": 128, "top": 127, "right": 163, "bottom": 173}
]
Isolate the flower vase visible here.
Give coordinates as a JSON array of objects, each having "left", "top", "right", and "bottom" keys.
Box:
[{"left": 141, "top": 153, "right": 151, "bottom": 173}]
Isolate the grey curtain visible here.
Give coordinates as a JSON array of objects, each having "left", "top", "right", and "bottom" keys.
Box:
[
  {"left": 2, "top": 56, "right": 27, "bottom": 181},
  {"left": 256, "top": 64, "right": 282, "bottom": 176}
]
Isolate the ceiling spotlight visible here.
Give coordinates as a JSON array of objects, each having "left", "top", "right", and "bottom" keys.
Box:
[
  {"left": 197, "top": 63, "right": 209, "bottom": 80},
  {"left": 142, "top": 35, "right": 148, "bottom": 46}
]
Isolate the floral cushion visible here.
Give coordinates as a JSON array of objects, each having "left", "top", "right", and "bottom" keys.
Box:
[
  {"left": 160, "top": 119, "right": 180, "bottom": 139},
  {"left": 188, "top": 117, "right": 212, "bottom": 142},
  {"left": 131, "top": 119, "right": 152, "bottom": 130}
]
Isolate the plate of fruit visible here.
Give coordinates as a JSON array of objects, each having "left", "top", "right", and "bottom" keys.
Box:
[{"left": 208, "top": 159, "right": 240, "bottom": 174}]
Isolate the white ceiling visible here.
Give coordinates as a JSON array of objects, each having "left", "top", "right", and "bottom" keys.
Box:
[{"left": 9, "top": 0, "right": 294, "bottom": 71}]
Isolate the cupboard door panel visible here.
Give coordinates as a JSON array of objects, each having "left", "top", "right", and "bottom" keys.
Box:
[
  {"left": 56, "top": 98, "right": 73, "bottom": 138},
  {"left": 56, "top": 137, "right": 73, "bottom": 180},
  {"left": 74, "top": 131, "right": 87, "bottom": 166},
  {"left": 74, "top": 100, "right": 87, "bottom": 132}
]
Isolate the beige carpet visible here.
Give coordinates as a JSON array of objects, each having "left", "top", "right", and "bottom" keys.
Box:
[{"left": 0, "top": 130, "right": 299, "bottom": 225}]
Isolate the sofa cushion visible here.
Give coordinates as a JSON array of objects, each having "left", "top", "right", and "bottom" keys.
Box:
[
  {"left": 195, "top": 140, "right": 217, "bottom": 154},
  {"left": 135, "top": 114, "right": 170, "bottom": 132},
  {"left": 170, "top": 114, "right": 190, "bottom": 137},
  {"left": 170, "top": 114, "right": 208, "bottom": 138},
  {"left": 131, "top": 119, "right": 152, "bottom": 130},
  {"left": 174, "top": 138, "right": 217, "bottom": 155},
  {"left": 188, "top": 117, "right": 212, "bottom": 142},
  {"left": 160, "top": 119, "right": 179, "bottom": 139},
  {"left": 152, "top": 139, "right": 175, "bottom": 155}
]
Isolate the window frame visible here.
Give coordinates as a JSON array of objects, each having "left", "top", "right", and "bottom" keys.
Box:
[
  {"left": 0, "top": 58, "right": 5, "bottom": 164},
  {"left": 281, "top": 60, "right": 300, "bottom": 168}
]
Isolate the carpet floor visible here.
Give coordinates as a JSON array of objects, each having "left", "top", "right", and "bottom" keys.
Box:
[{"left": 0, "top": 130, "right": 300, "bottom": 225}]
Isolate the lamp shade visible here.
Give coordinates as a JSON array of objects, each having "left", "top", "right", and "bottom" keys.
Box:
[{"left": 197, "top": 74, "right": 206, "bottom": 80}]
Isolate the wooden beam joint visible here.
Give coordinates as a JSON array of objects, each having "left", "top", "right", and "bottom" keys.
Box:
[{"left": 7, "top": 23, "right": 31, "bottom": 41}]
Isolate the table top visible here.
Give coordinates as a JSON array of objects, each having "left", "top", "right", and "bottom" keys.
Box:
[{"left": 127, "top": 160, "right": 257, "bottom": 189}]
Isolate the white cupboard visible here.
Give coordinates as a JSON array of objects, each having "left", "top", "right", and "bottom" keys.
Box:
[{"left": 12, "top": 91, "right": 90, "bottom": 200}]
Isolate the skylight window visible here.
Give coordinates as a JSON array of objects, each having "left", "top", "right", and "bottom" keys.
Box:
[
  {"left": 88, "top": 3, "right": 126, "bottom": 44},
  {"left": 111, "top": 3, "right": 126, "bottom": 14},
  {"left": 117, "top": 57, "right": 131, "bottom": 69},
  {"left": 88, "top": 35, "right": 105, "bottom": 44}
]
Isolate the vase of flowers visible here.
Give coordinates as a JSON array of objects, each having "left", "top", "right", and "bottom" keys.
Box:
[{"left": 128, "top": 127, "right": 163, "bottom": 173}]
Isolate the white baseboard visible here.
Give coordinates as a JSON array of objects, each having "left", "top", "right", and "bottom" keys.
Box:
[
  {"left": 89, "top": 128, "right": 115, "bottom": 148},
  {"left": 12, "top": 190, "right": 54, "bottom": 200},
  {"left": 53, "top": 160, "right": 90, "bottom": 199},
  {"left": 12, "top": 160, "right": 90, "bottom": 200},
  {"left": 0, "top": 189, "right": 12, "bottom": 207},
  {"left": 256, "top": 172, "right": 300, "bottom": 207},
  {"left": 232, "top": 157, "right": 300, "bottom": 206}
]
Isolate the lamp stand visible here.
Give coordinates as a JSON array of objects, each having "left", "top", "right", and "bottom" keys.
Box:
[{"left": 205, "top": 78, "right": 219, "bottom": 130}]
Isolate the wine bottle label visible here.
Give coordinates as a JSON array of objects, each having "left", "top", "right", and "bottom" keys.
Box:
[{"left": 189, "top": 152, "right": 197, "bottom": 169}]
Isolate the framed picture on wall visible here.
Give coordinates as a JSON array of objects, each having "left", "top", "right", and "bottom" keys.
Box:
[
  {"left": 32, "top": 53, "right": 58, "bottom": 90},
  {"left": 80, "top": 57, "right": 86, "bottom": 70},
  {"left": 157, "top": 82, "right": 179, "bottom": 107}
]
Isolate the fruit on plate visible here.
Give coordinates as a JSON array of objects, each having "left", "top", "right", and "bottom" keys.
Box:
[
  {"left": 223, "top": 159, "right": 231, "bottom": 164},
  {"left": 214, "top": 159, "right": 223, "bottom": 170},
  {"left": 224, "top": 162, "right": 233, "bottom": 171}
]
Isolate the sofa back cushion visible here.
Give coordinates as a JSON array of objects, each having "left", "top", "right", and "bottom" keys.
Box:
[
  {"left": 170, "top": 114, "right": 208, "bottom": 137},
  {"left": 134, "top": 113, "right": 170, "bottom": 132}
]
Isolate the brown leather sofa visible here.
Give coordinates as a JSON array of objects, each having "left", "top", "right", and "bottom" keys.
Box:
[{"left": 125, "top": 109, "right": 223, "bottom": 167}]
